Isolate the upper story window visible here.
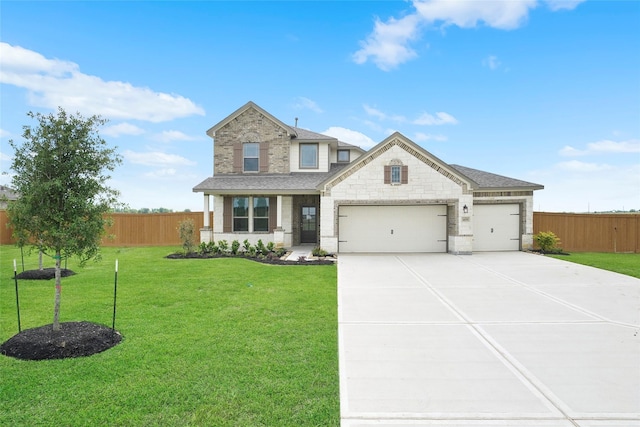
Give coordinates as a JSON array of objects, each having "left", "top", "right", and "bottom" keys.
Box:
[
  {"left": 391, "top": 165, "right": 401, "bottom": 184},
  {"left": 337, "top": 149, "right": 350, "bottom": 163},
  {"left": 243, "top": 143, "right": 259, "bottom": 172},
  {"left": 384, "top": 160, "right": 408, "bottom": 185},
  {"left": 300, "top": 143, "right": 318, "bottom": 169}
]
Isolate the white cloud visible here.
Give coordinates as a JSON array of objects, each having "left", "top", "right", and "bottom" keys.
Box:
[
  {"left": 352, "top": 14, "right": 422, "bottom": 71},
  {"left": 413, "top": 111, "right": 458, "bottom": 125},
  {"left": 414, "top": 132, "right": 447, "bottom": 142},
  {"left": 544, "top": 0, "right": 586, "bottom": 11},
  {"left": 1, "top": 152, "right": 11, "bottom": 162},
  {"left": 293, "top": 97, "right": 323, "bottom": 113},
  {"left": 123, "top": 150, "right": 196, "bottom": 167},
  {"left": 151, "top": 130, "right": 199, "bottom": 143},
  {"left": 482, "top": 55, "right": 501, "bottom": 70},
  {"left": 556, "top": 160, "right": 612, "bottom": 173},
  {"left": 363, "top": 104, "right": 388, "bottom": 121},
  {"left": 0, "top": 42, "right": 205, "bottom": 122},
  {"left": 144, "top": 168, "right": 177, "bottom": 179},
  {"left": 560, "top": 139, "right": 640, "bottom": 156},
  {"left": 364, "top": 104, "right": 408, "bottom": 123},
  {"left": 354, "top": 0, "right": 585, "bottom": 70},
  {"left": 0, "top": 129, "right": 11, "bottom": 139},
  {"left": 364, "top": 104, "right": 457, "bottom": 126},
  {"left": 102, "top": 122, "right": 145, "bottom": 137},
  {"left": 322, "top": 126, "right": 376, "bottom": 149}
]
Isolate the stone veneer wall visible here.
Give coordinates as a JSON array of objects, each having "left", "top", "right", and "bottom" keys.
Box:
[
  {"left": 213, "top": 108, "right": 291, "bottom": 174},
  {"left": 472, "top": 192, "right": 536, "bottom": 250},
  {"left": 320, "top": 144, "right": 471, "bottom": 253}
]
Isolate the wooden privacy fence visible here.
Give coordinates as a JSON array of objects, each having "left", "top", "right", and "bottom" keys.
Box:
[
  {"left": 0, "top": 211, "right": 213, "bottom": 247},
  {"left": 2, "top": 210, "right": 638, "bottom": 252},
  {"left": 534, "top": 212, "right": 640, "bottom": 253}
]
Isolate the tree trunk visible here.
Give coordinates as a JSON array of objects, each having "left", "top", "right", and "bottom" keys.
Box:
[
  {"left": 53, "top": 251, "right": 62, "bottom": 332},
  {"left": 39, "top": 250, "right": 43, "bottom": 270}
]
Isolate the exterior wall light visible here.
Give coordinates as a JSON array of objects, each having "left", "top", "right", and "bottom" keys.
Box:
[{"left": 463, "top": 204, "right": 468, "bottom": 214}]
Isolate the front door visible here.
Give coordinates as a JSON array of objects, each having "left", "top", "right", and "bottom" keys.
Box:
[{"left": 300, "top": 206, "right": 317, "bottom": 244}]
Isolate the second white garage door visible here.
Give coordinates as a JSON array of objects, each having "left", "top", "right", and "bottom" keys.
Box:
[
  {"left": 338, "top": 205, "right": 447, "bottom": 253},
  {"left": 473, "top": 204, "right": 521, "bottom": 251}
]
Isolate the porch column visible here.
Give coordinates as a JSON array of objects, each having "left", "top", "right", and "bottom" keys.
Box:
[
  {"left": 203, "top": 194, "right": 210, "bottom": 229},
  {"left": 200, "top": 193, "right": 214, "bottom": 244},
  {"left": 276, "top": 195, "right": 283, "bottom": 228},
  {"left": 274, "top": 195, "right": 285, "bottom": 248}
]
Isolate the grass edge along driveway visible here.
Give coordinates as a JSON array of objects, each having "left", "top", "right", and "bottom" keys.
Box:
[
  {"left": 549, "top": 251, "right": 640, "bottom": 279},
  {"left": 0, "top": 246, "right": 339, "bottom": 426}
]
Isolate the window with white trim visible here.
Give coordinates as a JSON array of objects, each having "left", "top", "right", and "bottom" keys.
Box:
[
  {"left": 300, "top": 143, "right": 319, "bottom": 169},
  {"left": 253, "top": 197, "right": 269, "bottom": 232},
  {"left": 233, "top": 197, "right": 249, "bottom": 231},
  {"left": 391, "top": 165, "right": 401, "bottom": 184},
  {"left": 243, "top": 143, "right": 259, "bottom": 172},
  {"left": 337, "top": 149, "right": 350, "bottom": 163}
]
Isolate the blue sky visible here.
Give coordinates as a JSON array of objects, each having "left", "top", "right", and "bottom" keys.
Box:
[{"left": 1, "top": 0, "right": 638, "bottom": 212}]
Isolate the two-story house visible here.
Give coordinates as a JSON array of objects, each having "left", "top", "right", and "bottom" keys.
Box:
[{"left": 193, "top": 101, "right": 543, "bottom": 254}]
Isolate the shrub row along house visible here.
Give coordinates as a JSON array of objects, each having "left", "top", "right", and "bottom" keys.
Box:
[{"left": 193, "top": 101, "right": 543, "bottom": 254}]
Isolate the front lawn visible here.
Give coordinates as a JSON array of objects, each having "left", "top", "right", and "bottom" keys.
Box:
[
  {"left": 0, "top": 246, "right": 339, "bottom": 426},
  {"left": 548, "top": 252, "right": 640, "bottom": 279}
]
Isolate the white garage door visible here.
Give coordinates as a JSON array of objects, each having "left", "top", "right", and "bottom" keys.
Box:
[
  {"left": 473, "top": 204, "right": 520, "bottom": 251},
  {"left": 338, "top": 205, "right": 447, "bottom": 253}
]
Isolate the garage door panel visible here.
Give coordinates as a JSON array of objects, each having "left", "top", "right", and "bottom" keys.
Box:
[
  {"left": 339, "top": 205, "right": 447, "bottom": 253},
  {"left": 473, "top": 204, "right": 520, "bottom": 251}
]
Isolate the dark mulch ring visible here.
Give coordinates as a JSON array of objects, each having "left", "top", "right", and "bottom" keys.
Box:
[
  {"left": 165, "top": 252, "right": 336, "bottom": 265},
  {"left": 527, "top": 249, "right": 571, "bottom": 256},
  {"left": 15, "top": 268, "right": 76, "bottom": 280},
  {"left": 0, "top": 321, "right": 122, "bottom": 361}
]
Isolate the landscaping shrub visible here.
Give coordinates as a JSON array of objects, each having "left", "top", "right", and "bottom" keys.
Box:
[
  {"left": 178, "top": 219, "right": 196, "bottom": 254},
  {"left": 534, "top": 231, "right": 561, "bottom": 253}
]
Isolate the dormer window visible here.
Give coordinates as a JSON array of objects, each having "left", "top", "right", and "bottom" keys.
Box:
[
  {"left": 243, "top": 143, "right": 259, "bottom": 172},
  {"left": 300, "top": 143, "right": 318, "bottom": 169},
  {"left": 337, "top": 149, "right": 350, "bottom": 163}
]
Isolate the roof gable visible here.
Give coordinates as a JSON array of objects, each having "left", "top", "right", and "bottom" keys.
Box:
[
  {"left": 206, "top": 101, "right": 296, "bottom": 138},
  {"left": 319, "top": 132, "right": 477, "bottom": 192}
]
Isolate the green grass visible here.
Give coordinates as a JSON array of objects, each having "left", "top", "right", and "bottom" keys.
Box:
[
  {"left": 548, "top": 252, "right": 640, "bottom": 279},
  {"left": 0, "top": 246, "right": 339, "bottom": 426}
]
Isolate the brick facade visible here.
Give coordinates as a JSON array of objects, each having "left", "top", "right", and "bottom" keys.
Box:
[{"left": 213, "top": 108, "right": 291, "bottom": 174}]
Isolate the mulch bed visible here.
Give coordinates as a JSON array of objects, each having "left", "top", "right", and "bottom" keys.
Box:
[
  {"left": 15, "top": 268, "right": 76, "bottom": 280},
  {"left": 0, "top": 321, "right": 122, "bottom": 361},
  {"left": 165, "top": 252, "right": 336, "bottom": 265}
]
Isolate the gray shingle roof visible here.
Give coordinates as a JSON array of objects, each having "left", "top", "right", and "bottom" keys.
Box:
[
  {"left": 291, "top": 127, "right": 336, "bottom": 141},
  {"left": 193, "top": 164, "right": 349, "bottom": 194},
  {"left": 450, "top": 164, "right": 543, "bottom": 190}
]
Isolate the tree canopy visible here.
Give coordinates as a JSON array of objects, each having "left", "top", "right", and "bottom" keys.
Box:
[{"left": 8, "top": 108, "right": 122, "bottom": 259}]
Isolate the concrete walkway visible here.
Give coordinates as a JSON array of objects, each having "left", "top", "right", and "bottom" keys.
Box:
[{"left": 337, "top": 252, "right": 640, "bottom": 427}]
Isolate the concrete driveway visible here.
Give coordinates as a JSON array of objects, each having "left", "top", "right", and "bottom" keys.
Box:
[{"left": 337, "top": 252, "right": 640, "bottom": 427}]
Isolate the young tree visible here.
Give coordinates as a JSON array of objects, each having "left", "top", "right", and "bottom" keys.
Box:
[{"left": 7, "top": 108, "right": 122, "bottom": 335}]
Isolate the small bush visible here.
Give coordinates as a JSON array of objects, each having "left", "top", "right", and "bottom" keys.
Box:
[
  {"left": 199, "top": 242, "right": 210, "bottom": 254},
  {"left": 266, "top": 241, "right": 275, "bottom": 253},
  {"left": 275, "top": 247, "right": 287, "bottom": 258},
  {"left": 217, "top": 240, "right": 229, "bottom": 254},
  {"left": 534, "top": 231, "right": 561, "bottom": 253},
  {"left": 178, "top": 219, "right": 196, "bottom": 254},
  {"left": 256, "top": 239, "right": 267, "bottom": 256},
  {"left": 312, "top": 247, "right": 328, "bottom": 257},
  {"left": 243, "top": 239, "right": 251, "bottom": 252},
  {"left": 231, "top": 240, "right": 240, "bottom": 255}
]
